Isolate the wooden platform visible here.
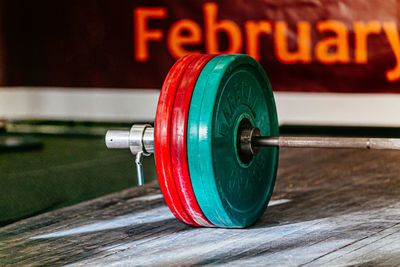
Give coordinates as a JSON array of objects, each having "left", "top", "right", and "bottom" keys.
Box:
[{"left": 1, "top": 148, "right": 400, "bottom": 266}]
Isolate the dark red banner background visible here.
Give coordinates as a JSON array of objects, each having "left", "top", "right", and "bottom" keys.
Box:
[{"left": 1, "top": 0, "right": 400, "bottom": 93}]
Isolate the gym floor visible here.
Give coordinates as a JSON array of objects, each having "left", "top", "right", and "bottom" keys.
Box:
[{"left": 1, "top": 122, "right": 400, "bottom": 266}]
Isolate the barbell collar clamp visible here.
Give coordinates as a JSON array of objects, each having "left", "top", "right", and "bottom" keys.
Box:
[
  {"left": 105, "top": 124, "right": 153, "bottom": 186},
  {"left": 105, "top": 124, "right": 154, "bottom": 154}
]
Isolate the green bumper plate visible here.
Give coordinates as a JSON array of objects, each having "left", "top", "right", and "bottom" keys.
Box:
[{"left": 187, "top": 54, "right": 279, "bottom": 228}]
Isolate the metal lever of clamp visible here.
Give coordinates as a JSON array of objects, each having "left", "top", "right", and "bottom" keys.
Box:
[{"left": 105, "top": 124, "right": 154, "bottom": 186}]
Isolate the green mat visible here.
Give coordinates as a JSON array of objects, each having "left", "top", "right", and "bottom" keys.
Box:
[{"left": 0, "top": 134, "right": 157, "bottom": 226}]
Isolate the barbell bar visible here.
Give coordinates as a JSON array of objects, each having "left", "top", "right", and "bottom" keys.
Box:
[{"left": 106, "top": 128, "right": 400, "bottom": 185}]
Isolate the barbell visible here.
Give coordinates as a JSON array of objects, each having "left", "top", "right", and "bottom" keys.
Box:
[{"left": 105, "top": 54, "right": 400, "bottom": 228}]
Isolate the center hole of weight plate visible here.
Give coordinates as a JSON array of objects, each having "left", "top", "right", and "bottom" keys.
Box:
[{"left": 235, "top": 116, "right": 260, "bottom": 166}]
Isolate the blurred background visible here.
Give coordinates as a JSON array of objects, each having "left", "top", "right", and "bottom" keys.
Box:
[{"left": 1, "top": 0, "right": 400, "bottom": 226}]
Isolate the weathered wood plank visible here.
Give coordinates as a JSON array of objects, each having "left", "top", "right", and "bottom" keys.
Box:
[{"left": 1, "top": 148, "right": 400, "bottom": 266}]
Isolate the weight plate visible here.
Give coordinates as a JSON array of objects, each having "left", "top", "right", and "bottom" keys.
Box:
[
  {"left": 187, "top": 54, "right": 279, "bottom": 228},
  {"left": 171, "top": 54, "right": 216, "bottom": 227},
  {"left": 155, "top": 54, "right": 201, "bottom": 226}
]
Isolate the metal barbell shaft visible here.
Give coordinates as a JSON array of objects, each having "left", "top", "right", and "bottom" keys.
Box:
[
  {"left": 106, "top": 126, "right": 400, "bottom": 186},
  {"left": 252, "top": 136, "right": 400, "bottom": 150},
  {"left": 106, "top": 127, "right": 400, "bottom": 153}
]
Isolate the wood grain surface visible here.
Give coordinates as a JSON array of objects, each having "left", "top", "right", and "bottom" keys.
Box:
[{"left": 1, "top": 148, "right": 400, "bottom": 266}]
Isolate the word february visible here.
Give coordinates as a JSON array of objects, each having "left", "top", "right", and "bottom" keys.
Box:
[{"left": 134, "top": 3, "right": 400, "bottom": 82}]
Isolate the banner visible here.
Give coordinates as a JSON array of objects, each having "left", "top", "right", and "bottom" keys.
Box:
[{"left": 2, "top": 0, "right": 400, "bottom": 93}]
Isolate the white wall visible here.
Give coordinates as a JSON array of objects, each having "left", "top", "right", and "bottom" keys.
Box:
[{"left": 0, "top": 87, "right": 399, "bottom": 126}]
